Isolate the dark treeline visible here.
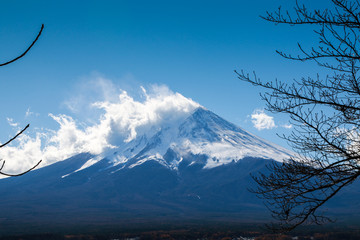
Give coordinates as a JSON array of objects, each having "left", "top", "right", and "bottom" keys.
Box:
[{"left": 1, "top": 229, "right": 360, "bottom": 240}]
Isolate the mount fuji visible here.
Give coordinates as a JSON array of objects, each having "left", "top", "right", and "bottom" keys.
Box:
[
  {"left": 0, "top": 107, "right": 301, "bottom": 233},
  {"left": 68, "top": 106, "right": 291, "bottom": 173}
]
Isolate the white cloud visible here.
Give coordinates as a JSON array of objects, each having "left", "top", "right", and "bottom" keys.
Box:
[
  {"left": 334, "top": 127, "right": 360, "bottom": 155},
  {"left": 0, "top": 82, "right": 200, "bottom": 174},
  {"left": 282, "top": 124, "right": 293, "bottom": 129},
  {"left": 25, "top": 108, "right": 33, "bottom": 118},
  {"left": 6, "top": 118, "right": 19, "bottom": 128},
  {"left": 25, "top": 107, "right": 39, "bottom": 118},
  {"left": 251, "top": 109, "right": 276, "bottom": 130}
]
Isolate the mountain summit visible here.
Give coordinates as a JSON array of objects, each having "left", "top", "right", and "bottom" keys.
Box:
[
  {"left": 61, "top": 107, "right": 291, "bottom": 178},
  {"left": 0, "top": 107, "right": 295, "bottom": 234}
]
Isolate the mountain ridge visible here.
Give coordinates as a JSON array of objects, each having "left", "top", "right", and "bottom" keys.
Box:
[
  {"left": 65, "top": 107, "right": 292, "bottom": 177},
  {"left": 0, "top": 107, "right": 302, "bottom": 235}
]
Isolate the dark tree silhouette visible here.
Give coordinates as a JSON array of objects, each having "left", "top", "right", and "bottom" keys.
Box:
[
  {"left": 0, "top": 24, "right": 44, "bottom": 176},
  {"left": 235, "top": 0, "right": 360, "bottom": 232}
]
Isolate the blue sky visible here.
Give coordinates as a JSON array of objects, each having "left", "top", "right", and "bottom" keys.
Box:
[{"left": 0, "top": 0, "right": 330, "bottom": 156}]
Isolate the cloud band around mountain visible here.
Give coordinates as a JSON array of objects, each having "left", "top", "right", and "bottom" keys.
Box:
[{"left": 0, "top": 80, "right": 200, "bottom": 175}]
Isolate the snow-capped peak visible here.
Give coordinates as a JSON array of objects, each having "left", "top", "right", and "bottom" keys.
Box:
[{"left": 71, "top": 107, "right": 292, "bottom": 174}]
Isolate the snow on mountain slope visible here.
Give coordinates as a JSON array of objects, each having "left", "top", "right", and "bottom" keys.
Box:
[
  {"left": 176, "top": 107, "right": 292, "bottom": 168},
  {"left": 66, "top": 107, "right": 292, "bottom": 176}
]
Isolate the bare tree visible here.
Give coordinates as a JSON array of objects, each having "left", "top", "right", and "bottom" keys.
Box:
[
  {"left": 0, "top": 24, "right": 44, "bottom": 176},
  {"left": 235, "top": 0, "right": 360, "bottom": 232}
]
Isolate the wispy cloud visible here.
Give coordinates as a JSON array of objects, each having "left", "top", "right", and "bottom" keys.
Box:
[
  {"left": 6, "top": 118, "right": 19, "bottom": 128},
  {"left": 63, "top": 76, "right": 120, "bottom": 114},
  {"left": 25, "top": 107, "right": 39, "bottom": 118}
]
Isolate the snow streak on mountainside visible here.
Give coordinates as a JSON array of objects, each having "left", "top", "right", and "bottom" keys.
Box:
[{"left": 65, "top": 107, "right": 292, "bottom": 177}]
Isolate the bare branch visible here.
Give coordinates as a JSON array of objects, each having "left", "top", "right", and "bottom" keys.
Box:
[
  {"left": 0, "top": 160, "right": 42, "bottom": 177},
  {"left": 0, "top": 24, "right": 44, "bottom": 67},
  {"left": 0, "top": 25, "right": 45, "bottom": 177},
  {"left": 237, "top": 0, "right": 360, "bottom": 232},
  {"left": 0, "top": 124, "right": 29, "bottom": 148}
]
